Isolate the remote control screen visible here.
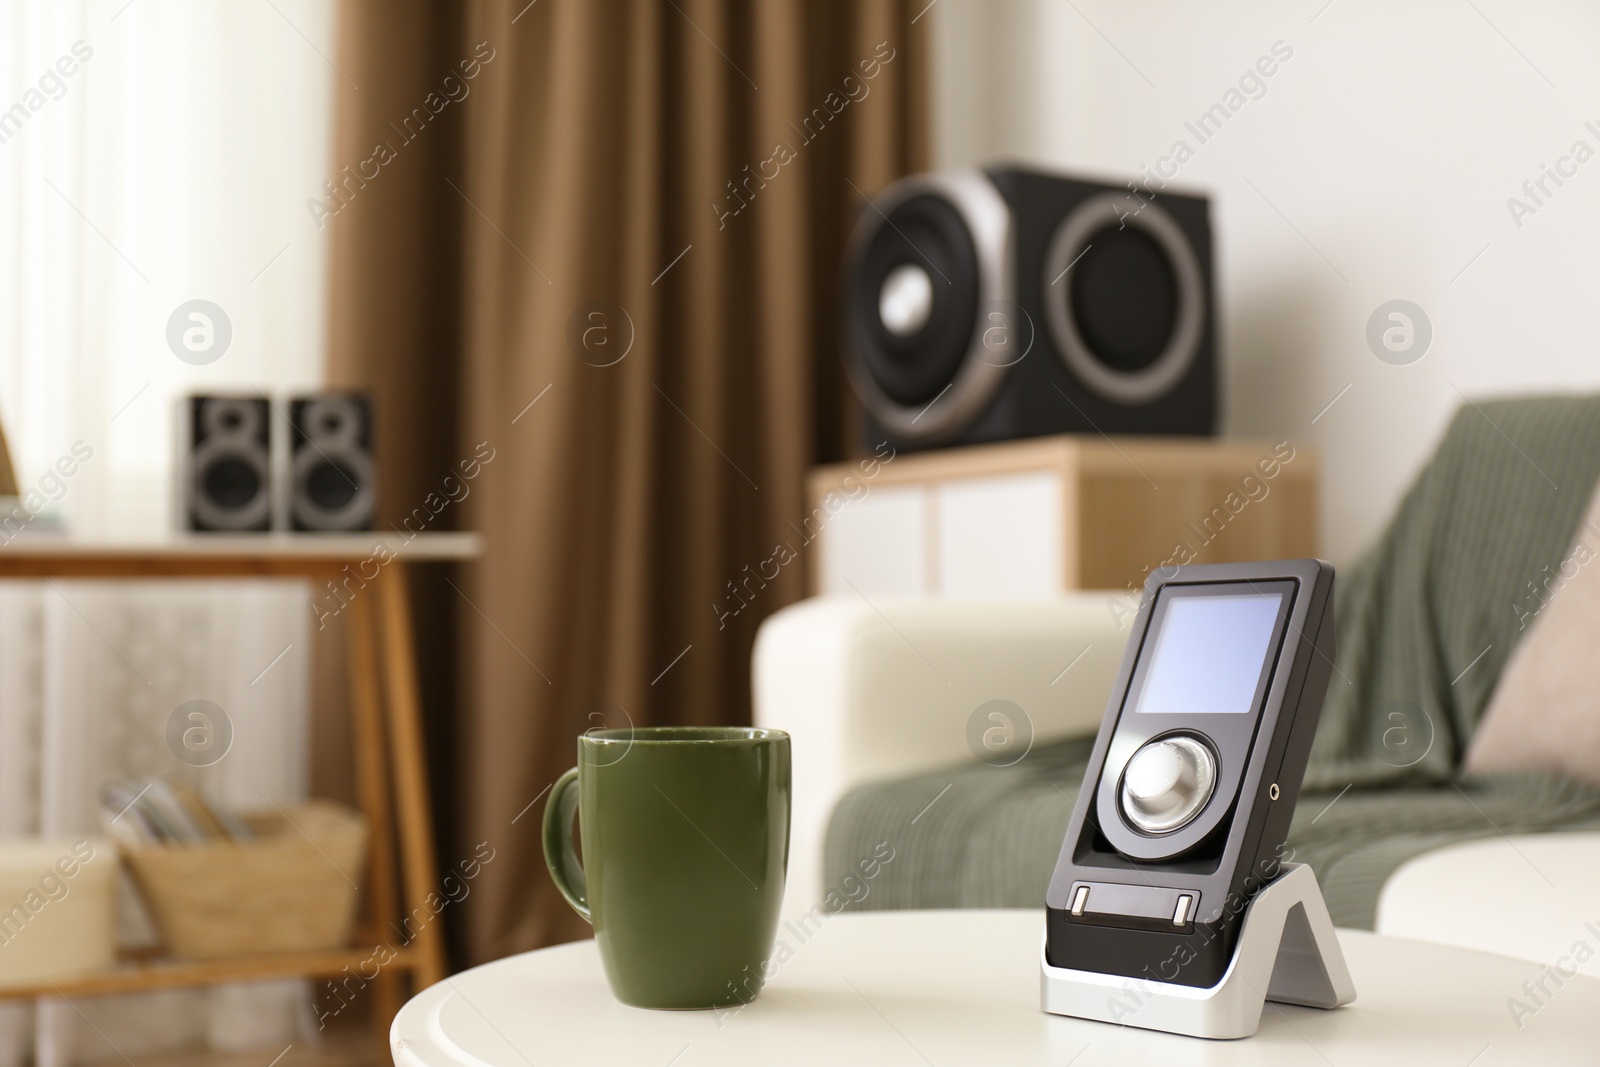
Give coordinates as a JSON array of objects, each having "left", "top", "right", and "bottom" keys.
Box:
[{"left": 1135, "top": 590, "right": 1284, "bottom": 715}]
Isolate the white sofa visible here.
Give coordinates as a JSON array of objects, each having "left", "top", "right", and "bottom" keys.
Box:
[
  {"left": 753, "top": 594, "right": 1600, "bottom": 976},
  {"left": 752, "top": 593, "right": 1135, "bottom": 917}
]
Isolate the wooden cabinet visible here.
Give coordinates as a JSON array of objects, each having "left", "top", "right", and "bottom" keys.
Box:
[{"left": 806, "top": 436, "right": 1318, "bottom": 597}]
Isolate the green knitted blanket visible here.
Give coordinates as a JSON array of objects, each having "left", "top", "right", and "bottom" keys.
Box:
[{"left": 825, "top": 396, "right": 1600, "bottom": 927}]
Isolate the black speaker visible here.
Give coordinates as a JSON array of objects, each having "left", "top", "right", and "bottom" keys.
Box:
[
  {"left": 842, "top": 166, "right": 1217, "bottom": 451},
  {"left": 288, "top": 393, "right": 375, "bottom": 531},
  {"left": 185, "top": 395, "right": 273, "bottom": 532}
]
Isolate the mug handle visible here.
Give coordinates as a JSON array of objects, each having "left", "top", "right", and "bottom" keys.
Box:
[{"left": 542, "top": 766, "right": 591, "bottom": 922}]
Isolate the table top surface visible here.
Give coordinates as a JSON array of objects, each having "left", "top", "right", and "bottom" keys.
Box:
[
  {"left": 391, "top": 909, "right": 1595, "bottom": 1066},
  {"left": 0, "top": 531, "right": 481, "bottom": 563},
  {"left": 1377, "top": 831, "right": 1600, "bottom": 980}
]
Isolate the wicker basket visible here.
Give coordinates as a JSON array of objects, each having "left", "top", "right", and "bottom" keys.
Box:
[{"left": 119, "top": 800, "right": 367, "bottom": 960}]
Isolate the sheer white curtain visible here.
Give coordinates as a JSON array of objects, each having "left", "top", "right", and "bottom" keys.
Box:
[
  {"left": 0, "top": 1, "right": 336, "bottom": 1062},
  {"left": 0, "top": 0, "right": 332, "bottom": 524}
]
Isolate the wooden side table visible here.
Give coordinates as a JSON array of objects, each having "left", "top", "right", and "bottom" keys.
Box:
[{"left": 0, "top": 532, "right": 479, "bottom": 1056}]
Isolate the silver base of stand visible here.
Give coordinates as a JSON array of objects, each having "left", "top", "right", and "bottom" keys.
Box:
[{"left": 1040, "top": 862, "right": 1357, "bottom": 1039}]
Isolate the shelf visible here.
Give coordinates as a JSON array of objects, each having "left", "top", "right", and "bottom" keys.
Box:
[
  {"left": 0, "top": 546, "right": 449, "bottom": 1059},
  {"left": 0, "top": 945, "right": 418, "bottom": 1001},
  {"left": 0, "top": 531, "right": 481, "bottom": 577}
]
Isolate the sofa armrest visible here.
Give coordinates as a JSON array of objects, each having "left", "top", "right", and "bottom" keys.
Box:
[{"left": 752, "top": 593, "right": 1135, "bottom": 909}]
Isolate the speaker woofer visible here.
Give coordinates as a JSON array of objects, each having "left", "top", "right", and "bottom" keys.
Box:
[
  {"left": 1043, "top": 193, "right": 1205, "bottom": 407},
  {"left": 842, "top": 169, "right": 1012, "bottom": 443}
]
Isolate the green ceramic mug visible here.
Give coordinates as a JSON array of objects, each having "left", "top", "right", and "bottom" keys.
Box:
[{"left": 542, "top": 726, "right": 791, "bottom": 1010}]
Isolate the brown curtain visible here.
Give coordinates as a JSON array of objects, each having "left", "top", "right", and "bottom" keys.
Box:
[{"left": 327, "top": 0, "right": 927, "bottom": 966}]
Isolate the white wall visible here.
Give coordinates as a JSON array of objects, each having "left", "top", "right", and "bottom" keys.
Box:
[{"left": 932, "top": 0, "right": 1600, "bottom": 563}]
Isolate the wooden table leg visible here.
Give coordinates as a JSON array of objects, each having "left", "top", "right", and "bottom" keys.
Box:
[
  {"left": 376, "top": 561, "right": 447, "bottom": 989},
  {"left": 347, "top": 586, "right": 404, "bottom": 1056}
]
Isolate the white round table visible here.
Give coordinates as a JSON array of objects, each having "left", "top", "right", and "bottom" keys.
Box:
[{"left": 392, "top": 910, "right": 1598, "bottom": 1065}]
